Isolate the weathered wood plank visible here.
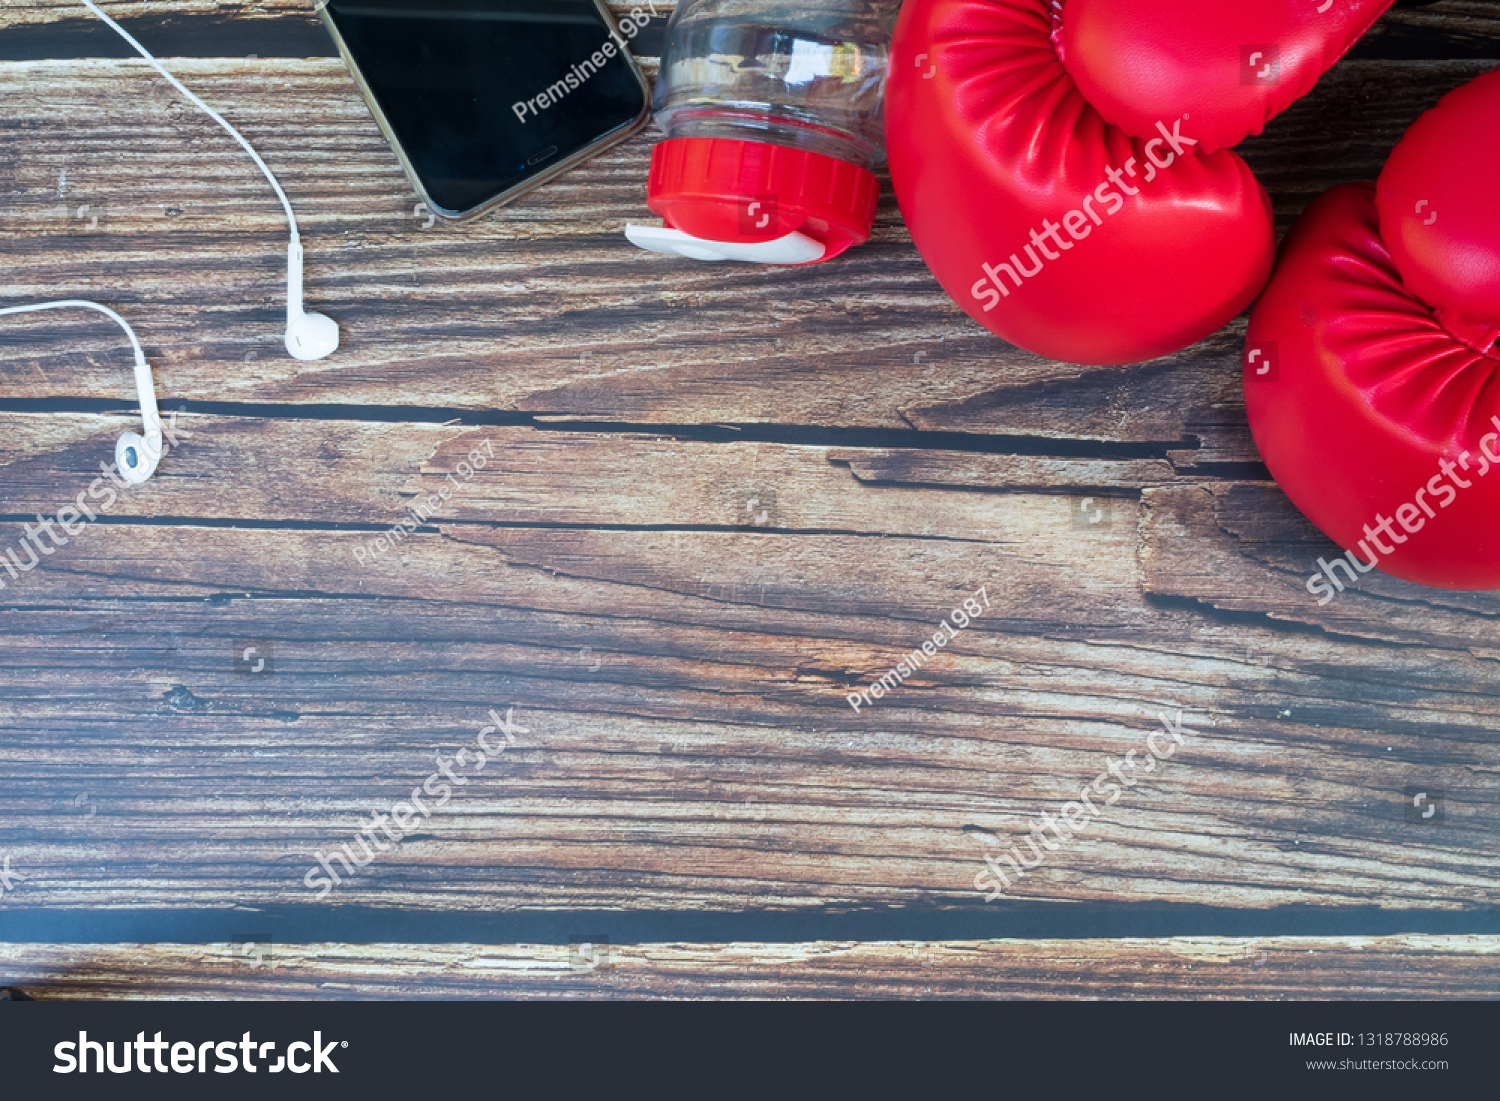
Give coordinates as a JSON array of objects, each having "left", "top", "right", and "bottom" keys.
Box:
[
  {"left": 3, "top": 937, "right": 1498, "bottom": 999},
  {"left": 405, "top": 427, "right": 1166, "bottom": 533},
  {"left": 0, "top": 412, "right": 1197, "bottom": 527},
  {"left": 0, "top": 508, "right": 1495, "bottom": 911},
  {"left": 0, "top": 412, "right": 469, "bottom": 522}
]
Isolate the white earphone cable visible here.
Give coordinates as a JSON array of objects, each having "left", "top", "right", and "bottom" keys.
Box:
[
  {"left": 0, "top": 299, "right": 145, "bottom": 366},
  {"left": 0, "top": 299, "right": 164, "bottom": 461},
  {"left": 78, "top": 0, "right": 301, "bottom": 247}
]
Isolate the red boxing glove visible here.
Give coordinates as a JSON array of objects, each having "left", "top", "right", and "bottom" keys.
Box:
[
  {"left": 886, "top": 0, "right": 1391, "bottom": 366},
  {"left": 1246, "top": 69, "right": 1500, "bottom": 592},
  {"left": 1065, "top": 0, "right": 1393, "bottom": 154}
]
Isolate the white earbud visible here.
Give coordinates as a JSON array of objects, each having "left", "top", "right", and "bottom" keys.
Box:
[
  {"left": 81, "top": 0, "right": 339, "bottom": 361},
  {"left": 285, "top": 241, "right": 341, "bottom": 360},
  {"left": 0, "top": 300, "right": 164, "bottom": 484}
]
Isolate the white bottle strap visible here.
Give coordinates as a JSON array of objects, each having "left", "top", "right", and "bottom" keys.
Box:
[{"left": 625, "top": 224, "right": 826, "bottom": 265}]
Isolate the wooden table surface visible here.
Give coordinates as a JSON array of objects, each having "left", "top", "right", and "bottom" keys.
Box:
[{"left": 1, "top": 0, "right": 1497, "bottom": 1000}]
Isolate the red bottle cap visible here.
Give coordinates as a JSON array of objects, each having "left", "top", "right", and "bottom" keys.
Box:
[{"left": 646, "top": 137, "right": 880, "bottom": 264}]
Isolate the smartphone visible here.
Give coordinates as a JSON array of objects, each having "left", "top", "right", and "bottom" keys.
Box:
[{"left": 319, "top": 0, "right": 653, "bottom": 222}]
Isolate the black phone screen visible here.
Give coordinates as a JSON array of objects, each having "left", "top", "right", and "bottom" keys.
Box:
[{"left": 325, "top": 0, "right": 650, "bottom": 215}]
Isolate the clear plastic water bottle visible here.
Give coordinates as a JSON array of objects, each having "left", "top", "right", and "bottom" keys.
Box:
[{"left": 626, "top": 0, "right": 896, "bottom": 265}]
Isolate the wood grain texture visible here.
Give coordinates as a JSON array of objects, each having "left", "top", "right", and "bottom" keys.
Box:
[
  {"left": 3, "top": 938, "right": 1499, "bottom": 999},
  {"left": 0, "top": 474, "right": 1497, "bottom": 912},
  {"left": 2, "top": 0, "right": 1498, "bottom": 998}
]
